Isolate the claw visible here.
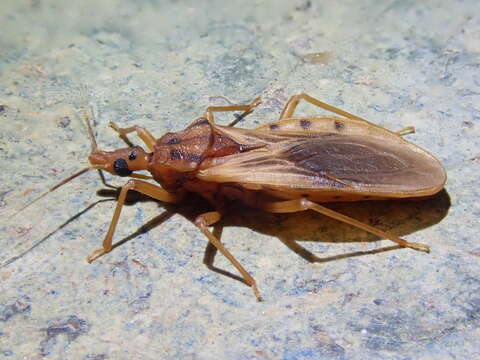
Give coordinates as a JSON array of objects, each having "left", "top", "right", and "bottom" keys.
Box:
[
  {"left": 397, "top": 126, "right": 416, "bottom": 137},
  {"left": 108, "top": 121, "right": 122, "bottom": 134},
  {"left": 249, "top": 97, "right": 262, "bottom": 110},
  {"left": 408, "top": 242, "right": 430, "bottom": 253},
  {"left": 86, "top": 248, "right": 109, "bottom": 263},
  {"left": 252, "top": 282, "right": 263, "bottom": 302}
]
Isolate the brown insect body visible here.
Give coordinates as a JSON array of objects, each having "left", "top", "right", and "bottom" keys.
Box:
[
  {"left": 139, "top": 116, "right": 445, "bottom": 206},
  {"left": 150, "top": 117, "right": 262, "bottom": 193},
  {"left": 18, "top": 94, "right": 446, "bottom": 301}
]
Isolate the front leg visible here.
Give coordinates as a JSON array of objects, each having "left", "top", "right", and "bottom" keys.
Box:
[
  {"left": 86, "top": 180, "right": 183, "bottom": 263},
  {"left": 109, "top": 122, "right": 156, "bottom": 151}
]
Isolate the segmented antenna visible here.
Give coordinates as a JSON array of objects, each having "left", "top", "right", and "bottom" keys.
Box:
[
  {"left": 12, "top": 85, "right": 101, "bottom": 217},
  {"left": 12, "top": 166, "right": 93, "bottom": 218},
  {"left": 82, "top": 107, "right": 98, "bottom": 152},
  {"left": 77, "top": 85, "right": 98, "bottom": 152}
]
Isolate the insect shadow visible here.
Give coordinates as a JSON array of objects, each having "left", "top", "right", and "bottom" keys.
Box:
[
  {"left": 94, "top": 187, "right": 450, "bottom": 285},
  {"left": 1, "top": 187, "right": 450, "bottom": 286},
  {"left": 224, "top": 189, "right": 450, "bottom": 260}
]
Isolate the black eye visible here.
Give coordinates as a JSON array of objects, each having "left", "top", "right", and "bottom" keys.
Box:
[
  {"left": 128, "top": 151, "right": 137, "bottom": 160},
  {"left": 113, "top": 158, "right": 132, "bottom": 177}
]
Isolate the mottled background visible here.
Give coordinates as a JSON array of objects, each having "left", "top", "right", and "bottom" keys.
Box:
[{"left": 1, "top": 0, "right": 479, "bottom": 359}]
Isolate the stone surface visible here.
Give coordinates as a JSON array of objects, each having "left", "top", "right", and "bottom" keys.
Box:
[{"left": 0, "top": 0, "right": 479, "bottom": 359}]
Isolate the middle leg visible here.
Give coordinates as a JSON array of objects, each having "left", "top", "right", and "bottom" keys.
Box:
[
  {"left": 204, "top": 97, "right": 262, "bottom": 127},
  {"left": 203, "top": 223, "right": 248, "bottom": 284},
  {"left": 195, "top": 211, "right": 262, "bottom": 301}
]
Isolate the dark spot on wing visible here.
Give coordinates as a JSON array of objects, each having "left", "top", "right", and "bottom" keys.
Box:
[
  {"left": 170, "top": 149, "right": 182, "bottom": 160},
  {"left": 170, "top": 149, "right": 203, "bottom": 162},
  {"left": 318, "top": 132, "right": 339, "bottom": 137},
  {"left": 270, "top": 124, "right": 279, "bottom": 130},
  {"left": 170, "top": 134, "right": 210, "bottom": 144},
  {"left": 300, "top": 119, "right": 311, "bottom": 129},
  {"left": 334, "top": 121, "right": 344, "bottom": 131},
  {"left": 166, "top": 137, "right": 181, "bottom": 145},
  {"left": 186, "top": 153, "right": 203, "bottom": 162}
]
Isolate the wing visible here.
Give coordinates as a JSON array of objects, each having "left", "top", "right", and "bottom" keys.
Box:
[{"left": 197, "top": 131, "right": 446, "bottom": 197}]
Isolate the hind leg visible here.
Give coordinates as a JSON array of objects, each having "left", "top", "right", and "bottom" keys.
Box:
[
  {"left": 279, "top": 93, "right": 416, "bottom": 136},
  {"left": 278, "top": 93, "right": 371, "bottom": 122},
  {"left": 259, "top": 198, "right": 430, "bottom": 252}
]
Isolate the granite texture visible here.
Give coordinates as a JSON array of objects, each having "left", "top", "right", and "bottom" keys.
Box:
[{"left": 1, "top": 0, "right": 479, "bottom": 359}]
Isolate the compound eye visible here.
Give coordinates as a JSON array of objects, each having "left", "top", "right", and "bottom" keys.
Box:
[{"left": 113, "top": 158, "right": 132, "bottom": 177}]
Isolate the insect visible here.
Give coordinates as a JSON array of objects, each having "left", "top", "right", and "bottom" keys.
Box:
[{"left": 17, "top": 93, "right": 446, "bottom": 301}]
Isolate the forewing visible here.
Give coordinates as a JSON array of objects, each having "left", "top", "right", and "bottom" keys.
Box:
[{"left": 197, "top": 132, "right": 445, "bottom": 196}]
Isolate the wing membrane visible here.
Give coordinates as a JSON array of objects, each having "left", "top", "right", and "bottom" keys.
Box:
[{"left": 197, "top": 131, "right": 446, "bottom": 196}]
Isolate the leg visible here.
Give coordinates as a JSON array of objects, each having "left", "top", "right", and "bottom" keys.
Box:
[
  {"left": 259, "top": 198, "right": 430, "bottom": 253},
  {"left": 204, "top": 97, "right": 262, "bottom": 127},
  {"left": 203, "top": 223, "right": 249, "bottom": 284},
  {"left": 396, "top": 126, "right": 415, "bottom": 136},
  {"left": 203, "top": 224, "right": 222, "bottom": 267},
  {"left": 97, "top": 169, "right": 119, "bottom": 190},
  {"left": 86, "top": 180, "right": 183, "bottom": 263},
  {"left": 129, "top": 173, "right": 154, "bottom": 180},
  {"left": 279, "top": 93, "right": 416, "bottom": 137},
  {"left": 109, "top": 122, "right": 156, "bottom": 151},
  {"left": 195, "top": 211, "right": 262, "bottom": 301},
  {"left": 279, "top": 93, "right": 371, "bottom": 123}
]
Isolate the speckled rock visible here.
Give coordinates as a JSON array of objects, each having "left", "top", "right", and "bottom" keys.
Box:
[{"left": 1, "top": 1, "right": 479, "bottom": 359}]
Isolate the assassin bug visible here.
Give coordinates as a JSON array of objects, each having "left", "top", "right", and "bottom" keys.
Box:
[{"left": 17, "top": 93, "right": 446, "bottom": 301}]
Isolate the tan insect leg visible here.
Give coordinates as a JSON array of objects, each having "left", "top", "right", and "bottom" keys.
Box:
[
  {"left": 86, "top": 180, "right": 182, "bottom": 263},
  {"left": 259, "top": 198, "right": 430, "bottom": 253},
  {"left": 279, "top": 93, "right": 371, "bottom": 123},
  {"left": 204, "top": 97, "right": 262, "bottom": 126},
  {"left": 108, "top": 122, "right": 156, "bottom": 151},
  {"left": 195, "top": 211, "right": 262, "bottom": 301}
]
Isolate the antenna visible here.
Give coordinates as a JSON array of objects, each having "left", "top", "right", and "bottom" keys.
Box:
[
  {"left": 77, "top": 85, "right": 98, "bottom": 153},
  {"left": 13, "top": 85, "right": 104, "bottom": 217},
  {"left": 12, "top": 166, "right": 94, "bottom": 218}
]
